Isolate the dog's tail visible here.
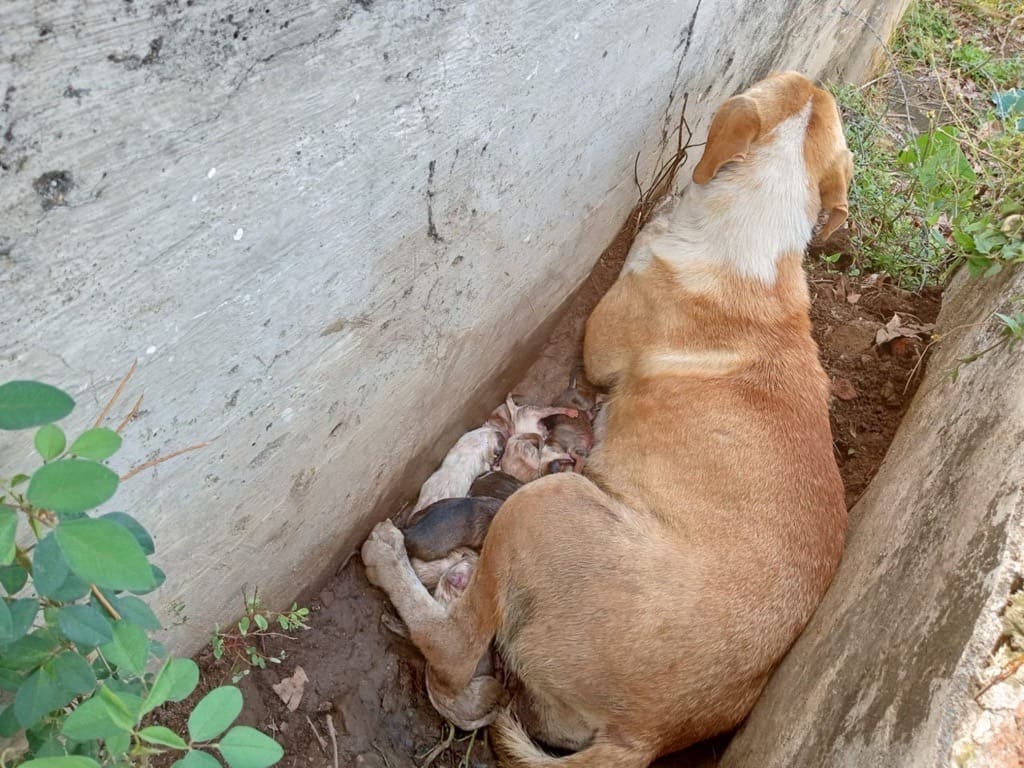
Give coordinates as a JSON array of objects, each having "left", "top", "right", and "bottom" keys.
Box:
[{"left": 492, "top": 711, "right": 651, "bottom": 768}]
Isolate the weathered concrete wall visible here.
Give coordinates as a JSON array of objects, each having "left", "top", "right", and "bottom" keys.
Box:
[
  {"left": 721, "top": 265, "right": 1024, "bottom": 767},
  {"left": 0, "top": 0, "right": 904, "bottom": 653}
]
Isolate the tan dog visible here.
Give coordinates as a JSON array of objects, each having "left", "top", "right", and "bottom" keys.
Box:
[{"left": 362, "top": 72, "right": 850, "bottom": 766}]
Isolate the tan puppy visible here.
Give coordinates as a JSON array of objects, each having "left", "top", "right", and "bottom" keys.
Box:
[{"left": 362, "top": 72, "right": 850, "bottom": 766}]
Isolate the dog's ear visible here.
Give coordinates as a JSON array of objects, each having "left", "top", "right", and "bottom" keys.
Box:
[
  {"left": 693, "top": 96, "right": 761, "bottom": 184},
  {"left": 818, "top": 149, "right": 853, "bottom": 241}
]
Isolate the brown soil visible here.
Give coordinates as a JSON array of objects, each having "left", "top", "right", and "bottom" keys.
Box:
[{"left": 153, "top": 216, "right": 940, "bottom": 768}]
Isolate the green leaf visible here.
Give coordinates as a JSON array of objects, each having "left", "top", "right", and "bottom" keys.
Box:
[
  {"left": 6, "top": 598, "right": 40, "bottom": 643},
  {"left": 69, "top": 429, "right": 122, "bottom": 462},
  {"left": 132, "top": 564, "right": 165, "bottom": 595},
  {"left": 111, "top": 595, "right": 161, "bottom": 631},
  {"left": 173, "top": 751, "right": 223, "bottom": 768},
  {"left": 55, "top": 517, "right": 155, "bottom": 592},
  {"left": 11, "top": 473, "right": 30, "bottom": 487},
  {"left": 188, "top": 686, "right": 243, "bottom": 742},
  {"left": 0, "top": 704, "right": 19, "bottom": 737},
  {"left": 0, "top": 598, "right": 12, "bottom": 644},
  {"left": 0, "top": 629, "right": 60, "bottom": 671},
  {"left": 98, "top": 621, "right": 149, "bottom": 676},
  {"left": 105, "top": 729, "right": 131, "bottom": 757},
  {"left": 18, "top": 758, "right": 101, "bottom": 768},
  {"left": 143, "top": 657, "right": 200, "bottom": 714},
  {"left": 0, "top": 564, "right": 29, "bottom": 595},
  {"left": 0, "top": 506, "right": 17, "bottom": 565},
  {"left": 52, "top": 651, "right": 97, "bottom": 695},
  {"left": 35, "top": 425, "right": 67, "bottom": 461},
  {"left": 0, "top": 668, "right": 23, "bottom": 692},
  {"left": 62, "top": 697, "right": 128, "bottom": 742},
  {"left": 0, "top": 382, "right": 74, "bottom": 431},
  {"left": 253, "top": 614, "right": 268, "bottom": 632},
  {"left": 28, "top": 460, "right": 119, "bottom": 514},
  {"left": 139, "top": 725, "right": 188, "bottom": 749},
  {"left": 95, "top": 684, "right": 143, "bottom": 731},
  {"left": 217, "top": 726, "right": 283, "bottom": 768},
  {"left": 15, "top": 663, "right": 76, "bottom": 727},
  {"left": 33, "top": 533, "right": 90, "bottom": 601},
  {"left": 100, "top": 512, "right": 154, "bottom": 555},
  {"left": 58, "top": 604, "right": 114, "bottom": 647}
]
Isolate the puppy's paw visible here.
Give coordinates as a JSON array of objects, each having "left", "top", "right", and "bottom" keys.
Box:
[{"left": 361, "top": 520, "right": 409, "bottom": 589}]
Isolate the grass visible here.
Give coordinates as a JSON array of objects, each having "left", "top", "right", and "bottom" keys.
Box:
[{"left": 825, "top": 0, "right": 1024, "bottom": 289}]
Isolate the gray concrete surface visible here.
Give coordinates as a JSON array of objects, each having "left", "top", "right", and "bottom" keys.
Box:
[
  {"left": 721, "top": 264, "right": 1024, "bottom": 767},
  {"left": 1, "top": 0, "right": 906, "bottom": 653}
]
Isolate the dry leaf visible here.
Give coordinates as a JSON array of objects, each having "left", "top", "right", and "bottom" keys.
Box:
[
  {"left": 875, "top": 313, "right": 935, "bottom": 347},
  {"left": 846, "top": 292, "right": 862, "bottom": 305},
  {"left": 272, "top": 666, "right": 309, "bottom": 712}
]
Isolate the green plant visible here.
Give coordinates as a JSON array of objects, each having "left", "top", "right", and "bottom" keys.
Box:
[
  {"left": 210, "top": 591, "right": 308, "bottom": 682},
  {"left": 0, "top": 379, "right": 282, "bottom": 768},
  {"left": 951, "top": 298, "right": 1024, "bottom": 378}
]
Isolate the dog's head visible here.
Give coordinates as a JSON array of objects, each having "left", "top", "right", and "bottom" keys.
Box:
[{"left": 693, "top": 72, "right": 853, "bottom": 241}]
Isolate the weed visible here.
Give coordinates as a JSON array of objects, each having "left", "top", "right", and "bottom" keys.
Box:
[
  {"left": 828, "top": 0, "right": 1024, "bottom": 287},
  {"left": 0, "top": 377, "right": 282, "bottom": 768},
  {"left": 211, "top": 589, "right": 309, "bottom": 682}
]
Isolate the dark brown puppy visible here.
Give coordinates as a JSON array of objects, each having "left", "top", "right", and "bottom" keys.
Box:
[
  {"left": 402, "top": 496, "right": 503, "bottom": 561},
  {"left": 469, "top": 471, "right": 524, "bottom": 501},
  {"left": 543, "top": 372, "right": 600, "bottom": 471}
]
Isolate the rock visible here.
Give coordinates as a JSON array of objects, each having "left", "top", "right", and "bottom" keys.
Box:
[
  {"left": 355, "top": 754, "right": 387, "bottom": 768},
  {"left": 888, "top": 335, "right": 921, "bottom": 358},
  {"left": 721, "top": 265, "right": 1024, "bottom": 767},
  {"left": 828, "top": 319, "right": 878, "bottom": 356},
  {"left": 830, "top": 377, "right": 858, "bottom": 401}
]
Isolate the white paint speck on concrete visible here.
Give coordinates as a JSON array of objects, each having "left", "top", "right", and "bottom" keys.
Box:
[
  {"left": 233, "top": 228, "right": 244, "bottom": 241},
  {"left": 207, "top": 167, "right": 217, "bottom": 179},
  {"left": 145, "top": 345, "right": 157, "bottom": 355}
]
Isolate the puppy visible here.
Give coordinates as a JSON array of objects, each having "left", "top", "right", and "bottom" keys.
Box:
[
  {"left": 469, "top": 471, "right": 524, "bottom": 501},
  {"left": 500, "top": 434, "right": 573, "bottom": 483},
  {"left": 363, "top": 72, "right": 850, "bottom": 766},
  {"left": 403, "top": 497, "right": 503, "bottom": 561},
  {"left": 413, "top": 426, "right": 503, "bottom": 512},
  {"left": 543, "top": 373, "right": 599, "bottom": 472}
]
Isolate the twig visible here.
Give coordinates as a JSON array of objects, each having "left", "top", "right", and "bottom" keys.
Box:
[
  {"left": 305, "top": 716, "right": 328, "bottom": 753},
  {"left": 975, "top": 654, "right": 1024, "bottom": 700},
  {"left": 418, "top": 723, "right": 455, "bottom": 768},
  {"left": 458, "top": 729, "right": 478, "bottom": 768},
  {"left": 116, "top": 394, "right": 144, "bottom": 434},
  {"left": 839, "top": 3, "right": 913, "bottom": 136},
  {"left": 91, "top": 585, "right": 123, "bottom": 621},
  {"left": 120, "top": 441, "right": 209, "bottom": 482},
  {"left": 325, "top": 714, "right": 339, "bottom": 768},
  {"left": 94, "top": 361, "right": 137, "bottom": 428}
]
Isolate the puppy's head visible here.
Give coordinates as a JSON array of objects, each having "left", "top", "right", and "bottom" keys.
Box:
[{"left": 693, "top": 72, "right": 853, "bottom": 240}]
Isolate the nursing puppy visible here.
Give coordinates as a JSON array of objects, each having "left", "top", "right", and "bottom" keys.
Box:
[{"left": 362, "top": 72, "right": 850, "bottom": 765}]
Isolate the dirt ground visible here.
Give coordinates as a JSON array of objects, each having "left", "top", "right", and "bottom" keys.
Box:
[{"left": 153, "top": 213, "right": 940, "bottom": 768}]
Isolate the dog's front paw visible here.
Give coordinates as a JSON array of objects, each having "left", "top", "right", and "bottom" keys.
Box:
[{"left": 361, "top": 520, "right": 409, "bottom": 590}]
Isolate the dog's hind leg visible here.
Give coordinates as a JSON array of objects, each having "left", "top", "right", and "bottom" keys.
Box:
[{"left": 362, "top": 520, "right": 504, "bottom": 726}]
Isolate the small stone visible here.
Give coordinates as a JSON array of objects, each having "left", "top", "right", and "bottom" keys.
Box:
[
  {"left": 888, "top": 336, "right": 920, "bottom": 358},
  {"left": 880, "top": 381, "right": 900, "bottom": 408},
  {"left": 355, "top": 754, "right": 386, "bottom": 768},
  {"left": 831, "top": 378, "right": 858, "bottom": 401}
]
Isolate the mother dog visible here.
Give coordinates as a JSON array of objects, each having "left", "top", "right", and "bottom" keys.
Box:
[{"left": 362, "top": 71, "right": 851, "bottom": 766}]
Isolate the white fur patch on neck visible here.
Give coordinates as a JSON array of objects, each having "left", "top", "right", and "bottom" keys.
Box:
[{"left": 624, "top": 99, "right": 814, "bottom": 285}]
